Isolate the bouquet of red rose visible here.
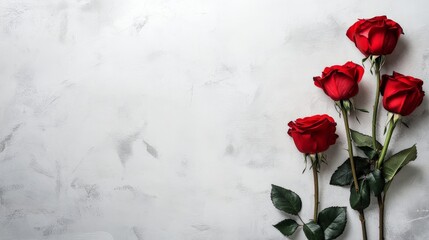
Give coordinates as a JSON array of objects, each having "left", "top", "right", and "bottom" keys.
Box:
[{"left": 271, "top": 16, "right": 425, "bottom": 240}]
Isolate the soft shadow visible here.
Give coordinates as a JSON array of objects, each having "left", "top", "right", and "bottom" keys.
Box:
[
  {"left": 406, "top": 94, "right": 428, "bottom": 129},
  {"left": 383, "top": 37, "right": 410, "bottom": 73},
  {"left": 394, "top": 95, "right": 428, "bottom": 140},
  {"left": 352, "top": 78, "right": 372, "bottom": 115}
]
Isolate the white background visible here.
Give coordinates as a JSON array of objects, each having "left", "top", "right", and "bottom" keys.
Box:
[{"left": 0, "top": 0, "right": 428, "bottom": 239}]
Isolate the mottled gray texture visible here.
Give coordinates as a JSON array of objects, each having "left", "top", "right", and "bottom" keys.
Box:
[{"left": 0, "top": 0, "right": 428, "bottom": 239}]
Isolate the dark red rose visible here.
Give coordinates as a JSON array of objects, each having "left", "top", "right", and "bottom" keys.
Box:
[
  {"left": 346, "top": 16, "right": 403, "bottom": 56},
  {"left": 381, "top": 72, "right": 425, "bottom": 116},
  {"left": 313, "top": 61, "right": 364, "bottom": 101},
  {"left": 287, "top": 115, "right": 338, "bottom": 154}
]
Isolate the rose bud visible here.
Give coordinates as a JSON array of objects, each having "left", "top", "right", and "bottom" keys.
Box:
[
  {"left": 380, "top": 72, "right": 425, "bottom": 116},
  {"left": 346, "top": 16, "right": 404, "bottom": 56},
  {"left": 287, "top": 114, "right": 338, "bottom": 154},
  {"left": 313, "top": 61, "right": 364, "bottom": 101}
]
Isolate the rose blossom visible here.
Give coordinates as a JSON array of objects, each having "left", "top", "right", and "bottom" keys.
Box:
[
  {"left": 346, "top": 16, "right": 403, "bottom": 56},
  {"left": 313, "top": 61, "right": 364, "bottom": 101},
  {"left": 287, "top": 114, "right": 338, "bottom": 154},
  {"left": 381, "top": 71, "right": 425, "bottom": 116}
]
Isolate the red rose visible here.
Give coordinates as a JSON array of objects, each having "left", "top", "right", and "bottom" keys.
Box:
[
  {"left": 313, "top": 61, "right": 364, "bottom": 101},
  {"left": 287, "top": 115, "right": 338, "bottom": 154},
  {"left": 346, "top": 16, "right": 403, "bottom": 56},
  {"left": 381, "top": 72, "right": 425, "bottom": 116}
]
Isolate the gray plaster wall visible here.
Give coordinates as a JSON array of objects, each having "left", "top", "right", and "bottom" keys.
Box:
[{"left": 0, "top": 0, "right": 428, "bottom": 239}]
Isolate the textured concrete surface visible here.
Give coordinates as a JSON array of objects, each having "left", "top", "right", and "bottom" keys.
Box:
[{"left": 0, "top": 0, "right": 428, "bottom": 239}]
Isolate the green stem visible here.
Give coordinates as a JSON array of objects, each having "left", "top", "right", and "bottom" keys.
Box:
[
  {"left": 297, "top": 213, "right": 305, "bottom": 225},
  {"left": 312, "top": 157, "right": 319, "bottom": 222},
  {"left": 372, "top": 59, "right": 381, "bottom": 151},
  {"left": 378, "top": 195, "right": 385, "bottom": 240},
  {"left": 376, "top": 115, "right": 398, "bottom": 169},
  {"left": 376, "top": 115, "right": 398, "bottom": 240},
  {"left": 341, "top": 103, "right": 368, "bottom": 240},
  {"left": 341, "top": 105, "right": 359, "bottom": 192},
  {"left": 359, "top": 210, "right": 368, "bottom": 240}
]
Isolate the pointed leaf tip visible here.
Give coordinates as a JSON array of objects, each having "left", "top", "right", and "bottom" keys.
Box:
[
  {"left": 330, "top": 157, "right": 369, "bottom": 186},
  {"left": 318, "top": 206, "right": 347, "bottom": 240},
  {"left": 367, "top": 169, "right": 385, "bottom": 196},
  {"left": 349, "top": 179, "right": 370, "bottom": 210},
  {"left": 273, "top": 219, "right": 299, "bottom": 236},
  {"left": 271, "top": 185, "right": 302, "bottom": 215},
  {"left": 303, "top": 221, "right": 324, "bottom": 240},
  {"left": 383, "top": 145, "right": 417, "bottom": 182}
]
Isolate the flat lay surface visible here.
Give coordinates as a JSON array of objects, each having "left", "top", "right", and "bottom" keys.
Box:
[{"left": 0, "top": 0, "right": 428, "bottom": 239}]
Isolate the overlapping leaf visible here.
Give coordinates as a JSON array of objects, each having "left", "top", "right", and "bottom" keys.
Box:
[
  {"left": 330, "top": 157, "right": 370, "bottom": 186},
  {"left": 303, "top": 221, "right": 324, "bottom": 240},
  {"left": 366, "top": 169, "right": 385, "bottom": 196},
  {"left": 349, "top": 179, "right": 370, "bottom": 210},
  {"left": 318, "top": 207, "right": 347, "bottom": 240},
  {"left": 350, "top": 130, "right": 382, "bottom": 159}
]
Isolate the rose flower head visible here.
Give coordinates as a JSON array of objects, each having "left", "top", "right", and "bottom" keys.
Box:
[
  {"left": 381, "top": 72, "right": 425, "bottom": 116},
  {"left": 313, "top": 61, "right": 364, "bottom": 101},
  {"left": 346, "top": 16, "right": 403, "bottom": 56},
  {"left": 287, "top": 114, "right": 338, "bottom": 154}
]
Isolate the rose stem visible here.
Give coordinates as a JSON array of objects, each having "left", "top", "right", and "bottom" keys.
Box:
[
  {"left": 378, "top": 194, "right": 385, "bottom": 240},
  {"left": 311, "top": 155, "right": 319, "bottom": 222},
  {"left": 341, "top": 104, "right": 359, "bottom": 191},
  {"left": 341, "top": 103, "right": 368, "bottom": 240},
  {"left": 359, "top": 209, "right": 368, "bottom": 240},
  {"left": 376, "top": 114, "right": 399, "bottom": 240},
  {"left": 372, "top": 58, "right": 381, "bottom": 150},
  {"left": 376, "top": 114, "right": 399, "bottom": 169},
  {"left": 371, "top": 57, "right": 383, "bottom": 240}
]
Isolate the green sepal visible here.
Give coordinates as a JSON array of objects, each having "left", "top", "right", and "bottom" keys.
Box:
[
  {"left": 271, "top": 184, "right": 302, "bottom": 215},
  {"left": 341, "top": 100, "right": 352, "bottom": 113},
  {"left": 362, "top": 56, "right": 369, "bottom": 65},
  {"left": 355, "top": 107, "right": 369, "bottom": 113},
  {"left": 273, "top": 219, "right": 299, "bottom": 237}
]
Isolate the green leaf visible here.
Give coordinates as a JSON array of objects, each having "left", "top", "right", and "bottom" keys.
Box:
[
  {"left": 303, "top": 221, "right": 324, "bottom": 240},
  {"left": 366, "top": 169, "right": 385, "bottom": 196},
  {"left": 382, "top": 145, "right": 417, "bottom": 182},
  {"left": 349, "top": 179, "right": 370, "bottom": 210},
  {"left": 330, "top": 157, "right": 370, "bottom": 186},
  {"left": 271, "top": 185, "right": 302, "bottom": 215},
  {"left": 318, "top": 207, "right": 347, "bottom": 240},
  {"left": 358, "top": 146, "right": 379, "bottom": 160},
  {"left": 350, "top": 129, "right": 382, "bottom": 149},
  {"left": 273, "top": 219, "right": 299, "bottom": 237},
  {"left": 350, "top": 130, "right": 382, "bottom": 159},
  {"left": 384, "top": 180, "right": 393, "bottom": 193}
]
